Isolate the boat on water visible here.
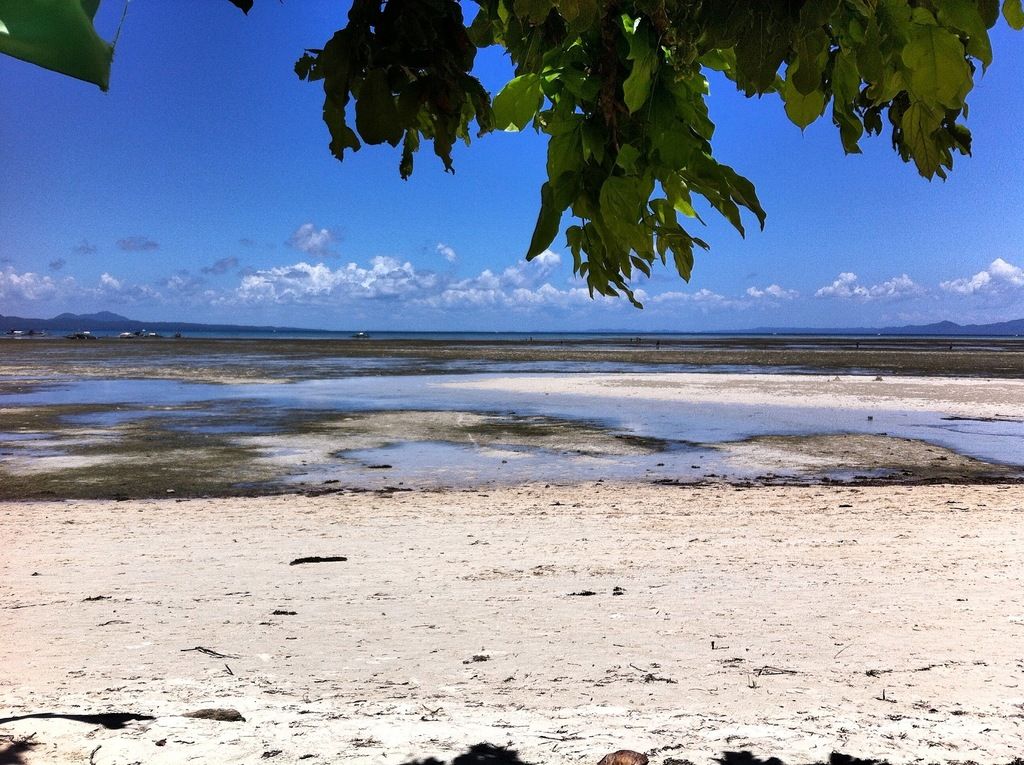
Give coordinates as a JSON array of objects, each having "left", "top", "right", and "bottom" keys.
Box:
[
  {"left": 352, "top": 331, "right": 371, "bottom": 339},
  {"left": 117, "top": 330, "right": 163, "bottom": 338},
  {"left": 65, "top": 331, "right": 96, "bottom": 340}
]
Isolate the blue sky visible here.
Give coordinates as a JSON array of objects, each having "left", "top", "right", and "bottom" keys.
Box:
[{"left": 2, "top": 2, "right": 1023, "bottom": 331}]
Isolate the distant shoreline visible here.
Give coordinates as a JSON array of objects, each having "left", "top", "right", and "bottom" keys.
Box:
[
  {"left": 2, "top": 334, "right": 1021, "bottom": 378},
  {"left": 3, "top": 312, "right": 1024, "bottom": 338}
]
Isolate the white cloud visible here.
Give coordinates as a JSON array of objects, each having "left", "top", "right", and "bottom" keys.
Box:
[
  {"left": 0, "top": 267, "right": 63, "bottom": 301},
  {"left": 287, "top": 223, "right": 339, "bottom": 258},
  {"left": 940, "top": 258, "right": 1024, "bottom": 295},
  {"left": 226, "top": 246, "right": 604, "bottom": 313},
  {"left": 815, "top": 272, "right": 924, "bottom": 301},
  {"left": 235, "top": 257, "right": 435, "bottom": 304},
  {"left": 436, "top": 243, "right": 457, "bottom": 263},
  {"left": 746, "top": 283, "right": 798, "bottom": 300},
  {"left": 418, "top": 249, "right": 575, "bottom": 309},
  {"left": 92, "top": 272, "right": 161, "bottom": 303},
  {"left": 160, "top": 271, "right": 206, "bottom": 295},
  {"left": 648, "top": 288, "right": 739, "bottom": 308},
  {"left": 531, "top": 249, "right": 561, "bottom": 269}
]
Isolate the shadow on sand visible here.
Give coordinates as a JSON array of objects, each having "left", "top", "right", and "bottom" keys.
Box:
[
  {"left": 0, "top": 738, "right": 39, "bottom": 765},
  {"left": 400, "top": 745, "right": 1024, "bottom": 765},
  {"left": 0, "top": 712, "right": 154, "bottom": 730}
]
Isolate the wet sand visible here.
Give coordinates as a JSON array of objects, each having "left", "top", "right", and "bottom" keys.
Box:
[
  {"left": 2, "top": 335, "right": 1023, "bottom": 382},
  {"left": 2, "top": 482, "right": 1023, "bottom": 764},
  {"left": 2, "top": 371, "right": 1022, "bottom": 499}
]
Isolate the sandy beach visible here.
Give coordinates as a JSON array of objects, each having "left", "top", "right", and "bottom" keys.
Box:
[
  {"left": 441, "top": 372, "right": 1024, "bottom": 421},
  {"left": 3, "top": 349, "right": 1024, "bottom": 763},
  {"left": 3, "top": 482, "right": 1023, "bottom": 764}
]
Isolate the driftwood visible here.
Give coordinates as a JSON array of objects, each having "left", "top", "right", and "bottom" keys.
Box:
[
  {"left": 289, "top": 556, "right": 347, "bottom": 565},
  {"left": 180, "top": 646, "right": 238, "bottom": 659}
]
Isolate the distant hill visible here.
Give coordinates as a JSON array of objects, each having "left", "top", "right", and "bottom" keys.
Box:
[
  {"left": 745, "top": 318, "right": 1024, "bottom": 336},
  {"left": 3, "top": 312, "right": 1024, "bottom": 336},
  {"left": 0, "top": 312, "right": 323, "bottom": 334}
]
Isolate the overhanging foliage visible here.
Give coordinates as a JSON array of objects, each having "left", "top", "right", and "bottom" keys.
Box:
[{"left": 270, "top": 0, "right": 1020, "bottom": 305}]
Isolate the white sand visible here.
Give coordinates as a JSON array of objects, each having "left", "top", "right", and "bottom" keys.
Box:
[
  {"left": 3, "top": 482, "right": 1024, "bottom": 764},
  {"left": 440, "top": 373, "right": 1024, "bottom": 420}
]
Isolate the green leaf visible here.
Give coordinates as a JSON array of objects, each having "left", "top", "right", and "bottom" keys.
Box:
[
  {"left": 857, "top": 18, "right": 885, "bottom": 87},
  {"left": 615, "top": 144, "right": 640, "bottom": 172},
  {"left": 938, "top": 0, "right": 992, "bottom": 68},
  {"left": 1005, "top": 0, "right": 1024, "bottom": 29},
  {"left": 977, "top": 0, "right": 1000, "bottom": 27},
  {"left": 799, "top": 0, "right": 841, "bottom": 29},
  {"left": 580, "top": 122, "right": 606, "bottom": 164},
  {"left": 355, "top": 69, "right": 404, "bottom": 146},
  {"left": 902, "top": 16, "right": 972, "bottom": 109},
  {"left": 323, "top": 98, "right": 360, "bottom": 161},
  {"left": 492, "top": 74, "right": 544, "bottom": 131},
  {"left": 663, "top": 175, "right": 702, "bottom": 222},
  {"left": 831, "top": 50, "right": 864, "bottom": 153},
  {"left": 295, "top": 52, "right": 320, "bottom": 81},
  {"left": 901, "top": 100, "right": 943, "bottom": 177},
  {"left": 527, "top": 182, "right": 563, "bottom": 259},
  {"left": 546, "top": 120, "right": 583, "bottom": 181},
  {"left": 782, "top": 76, "right": 825, "bottom": 129},
  {"left": 516, "top": 0, "right": 553, "bottom": 24},
  {"left": 599, "top": 175, "right": 643, "bottom": 225},
  {"left": 791, "top": 29, "right": 829, "bottom": 95},
  {"left": 672, "top": 244, "right": 694, "bottom": 281},
  {"left": 554, "top": 0, "right": 598, "bottom": 29},
  {"left": 399, "top": 130, "right": 419, "bottom": 180},
  {"left": 622, "top": 20, "right": 658, "bottom": 113},
  {"left": 732, "top": 5, "right": 797, "bottom": 95},
  {"left": 718, "top": 163, "right": 767, "bottom": 230}
]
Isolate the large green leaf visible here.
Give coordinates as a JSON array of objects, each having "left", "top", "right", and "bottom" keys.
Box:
[
  {"left": 492, "top": 73, "right": 544, "bottom": 131},
  {"left": 902, "top": 100, "right": 943, "bottom": 177},
  {"left": 937, "top": 0, "right": 992, "bottom": 68},
  {"left": 902, "top": 12, "right": 972, "bottom": 109},
  {"left": 782, "top": 75, "right": 825, "bottom": 129},
  {"left": 0, "top": 0, "right": 113, "bottom": 90},
  {"left": 791, "top": 29, "right": 830, "bottom": 95},
  {"left": 622, "top": 19, "right": 657, "bottom": 113},
  {"left": 1005, "top": 0, "right": 1024, "bottom": 29},
  {"left": 599, "top": 176, "right": 643, "bottom": 228},
  {"left": 355, "top": 69, "right": 404, "bottom": 146},
  {"left": 527, "top": 182, "right": 563, "bottom": 259}
]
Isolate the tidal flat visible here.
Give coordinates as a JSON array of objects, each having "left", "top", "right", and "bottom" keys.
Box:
[{"left": 1, "top": 337, "right": 1022, "bottom": 498}]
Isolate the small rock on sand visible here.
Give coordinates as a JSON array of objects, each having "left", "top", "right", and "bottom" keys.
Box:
[
  {"left": 598, "top": 750, "right": 649, "bottom": 765},
  {"left": 182, "top": 708, "right": 246, "bottom": 722}
]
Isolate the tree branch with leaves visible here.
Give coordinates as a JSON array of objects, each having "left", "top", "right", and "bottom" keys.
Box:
[{"left": 248, "top": 0, "right": 1024, "bottom": 306}]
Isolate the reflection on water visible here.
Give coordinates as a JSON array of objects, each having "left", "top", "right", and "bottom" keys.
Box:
[{"left": 1, "top": 371, "right": 1022, "bottom": 492}]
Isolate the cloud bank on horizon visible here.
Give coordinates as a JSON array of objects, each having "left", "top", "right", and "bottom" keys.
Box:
[{"left": 2, "top": 236, "right": 1022, "bottom": 330}]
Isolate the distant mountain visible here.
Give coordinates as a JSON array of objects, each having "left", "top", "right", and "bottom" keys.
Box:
[
  {"left": 0, "top": 312, "right": 323, "bottom": 334},
  {"left": 744, "top": 318, "right": 1024, "bottom": 336},
  {"left": 894, "top": 318, "right": 1024, "bottom": 335},
  {"left": 50, "top": 311, "right": 133, "bottom": 324},
  {"left": 3, "top": 312, "right": 1024, "bottom": 337}
]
